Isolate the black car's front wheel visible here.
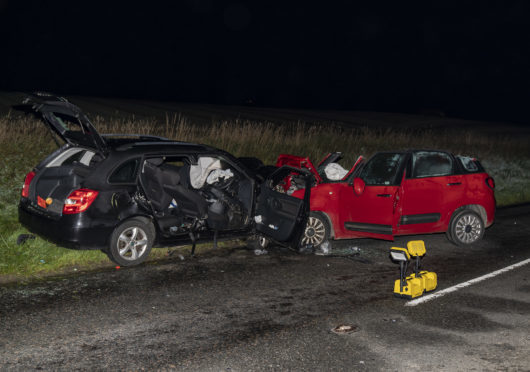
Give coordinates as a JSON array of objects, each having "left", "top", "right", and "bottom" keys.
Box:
[{"left": 107, "top": 218, "right": 155, "bottom": 266}]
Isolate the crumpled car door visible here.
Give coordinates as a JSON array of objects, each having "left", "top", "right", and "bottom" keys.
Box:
[{"left": 254, "top": 166, "right": 312, "bottom": 248}]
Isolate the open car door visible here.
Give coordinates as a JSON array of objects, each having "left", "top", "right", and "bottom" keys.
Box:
[
  {"left": 255, "top": 166, "right": 312, "bottom": 248},
  {"left": 14, "top": 93, "right": 107, "bottom": 154}
]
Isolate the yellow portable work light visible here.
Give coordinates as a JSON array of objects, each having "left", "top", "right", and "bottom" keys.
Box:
[{"left": 390, "top": 240, "right": 437, "bottom": 299}]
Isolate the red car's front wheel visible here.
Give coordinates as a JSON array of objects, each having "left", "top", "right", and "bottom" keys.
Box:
[{"left": 301, "top": 212, "right": 330, "bottom": 248}]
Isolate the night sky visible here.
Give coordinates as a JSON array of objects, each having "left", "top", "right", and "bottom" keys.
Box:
[{"left": 1, "top": 1, "right": 529, "bottom": 124}]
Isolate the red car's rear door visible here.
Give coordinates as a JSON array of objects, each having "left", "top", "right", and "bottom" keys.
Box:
[
  {"left": 397, "top": 151, "right": 463, "bottom": 234},
  {"left": 344, "top": 152, "right": 407, "bottom": 240}
]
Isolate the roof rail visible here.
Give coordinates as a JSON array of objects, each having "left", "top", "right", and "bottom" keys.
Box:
[{"left": 101, "top": 134, "right": 170, "bottom": 141}]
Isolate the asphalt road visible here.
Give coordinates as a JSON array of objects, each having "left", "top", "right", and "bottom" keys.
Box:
[{"left": 1, "top": 206, "right": 529, "bottom": 371}]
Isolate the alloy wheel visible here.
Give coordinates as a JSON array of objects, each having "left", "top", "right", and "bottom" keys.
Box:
[
  {"left": 117, "top": 226, "right": 149, "bottom": 261},
  {"left": 301, "top": 216, "right": 327, "bottom": 246},
  {"left": 454, "top": 213, "right": 483, "bottom": 244}
]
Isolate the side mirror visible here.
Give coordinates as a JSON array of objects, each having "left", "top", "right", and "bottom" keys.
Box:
[{"left": 353, "top": 177, "right": 365, "bottom": 195}]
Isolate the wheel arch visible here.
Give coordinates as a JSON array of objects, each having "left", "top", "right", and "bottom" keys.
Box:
[
  {"left": 312, "top": 210, "right": 335, "bottom": 239},
  {"left": 449, "top": 204, "right": 487, "bottom": 227}
]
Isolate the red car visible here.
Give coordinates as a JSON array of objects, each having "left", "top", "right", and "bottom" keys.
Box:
[{"left": 276, "top": 150, "right": 495, "bottom": 248}]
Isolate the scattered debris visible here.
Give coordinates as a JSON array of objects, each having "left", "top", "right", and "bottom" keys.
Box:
[
  {"left": 254, "top": 249, "right": 268, "bottom": 256},
  {"left": 39, "top": 259, "right": 45, "bottom": 264},
  {"left": 331, "top": 324, "right": 359, "bottom": 334},
  {"left": 330, "top": 245, "right": 360, "bottom": 256},
  {"left": 16, "top": 234, "right": 35, "bottom": 245},
  {"left": 299, "top": 244, "right": 314, "bottom": 255},
  {"left": 383, "top": 318, "right": 402, "bottom": 323},
  {"left": 178, "top": 254, "right": 185, "bottom": 261},
  {"left": 315, "top": 241, "right": 331, "bottom": 256},
  {"left": 115, "top": 266, "right": 121, "bottom": 270}
]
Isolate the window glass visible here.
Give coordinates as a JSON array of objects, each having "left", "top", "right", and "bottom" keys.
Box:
[
  {"left": 359, "top": 153, "right": 405, "bottom": 185},
  {"left": 412, "top": 152, "right": 453, "bottom": 178},
  {"left": 109, "top": 158, "right": 140, "bottom": 183},
  {"left": 46, "top": 148, "right": 97, "bottom": 167},
  {"left": 52, "top": 112, "right": 83, "bottom": 132},
  {"left": 61, "top": 150, "right": 85, "bottom": 166},
  {"left": 457, "top": 156, "right": 479, "bottom": 172}
]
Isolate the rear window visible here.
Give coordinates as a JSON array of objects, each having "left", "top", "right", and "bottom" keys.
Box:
[
  {"left": 457, "top": 156, "right": 479, "bottom": 172},
  {"left": 52, "top": 112, "right": 84, "bottom": 132}
]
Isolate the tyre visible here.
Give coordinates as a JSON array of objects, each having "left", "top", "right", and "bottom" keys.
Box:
[
  {"left": 300, "top": 212, "right": 330, "bottom": 248},
  {"left": 447, "top": 209, "right": 484, "bottom": 246},
  {"left": 107, "top": 218, "right": 155, "bottom": 266}
]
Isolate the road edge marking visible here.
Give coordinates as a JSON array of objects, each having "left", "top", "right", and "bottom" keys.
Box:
[{"left": 405, "top": 258, "right": 530, "bottom": 307}]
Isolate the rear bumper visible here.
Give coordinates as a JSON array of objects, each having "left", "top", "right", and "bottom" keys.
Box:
[{"left": 18, "top": 203, "right": 114, "bottom": 250}]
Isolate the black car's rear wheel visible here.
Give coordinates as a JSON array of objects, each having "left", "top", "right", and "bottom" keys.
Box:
[{"left": 107, "top": 218, "right": 155, "bottom": 266}]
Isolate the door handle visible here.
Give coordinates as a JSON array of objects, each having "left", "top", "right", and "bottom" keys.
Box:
[
  {"left": 447, "top": 182, "right": 462, "bottom": 186},
  {"left": 377, "top": 194, "right": 392, "bottom": 197}
]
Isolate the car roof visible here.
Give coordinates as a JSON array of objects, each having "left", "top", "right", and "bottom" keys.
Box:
[{"left": 374, "top": 149, "right": 454, "bottom": 155}]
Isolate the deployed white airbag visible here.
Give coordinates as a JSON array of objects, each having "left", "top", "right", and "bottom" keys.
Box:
[
  {"left": 190, "top": 157, "right": 222, "bottom": 189},
  {"left": 324, "top": 163, "right": 348, "bottom": 180},
  {"left": 206, "top": 168, "right": 234, "bottom": 185}
]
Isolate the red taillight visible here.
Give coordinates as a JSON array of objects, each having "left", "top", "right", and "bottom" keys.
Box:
[
  {"left": 62, "top": 189, "right": 99, "bottom": 214},
  {"left": 21, "top": 171, "right": 36, "bottom": 198},
  {"left": 486, "top": 177, "right": 495, "bottom": 190}
]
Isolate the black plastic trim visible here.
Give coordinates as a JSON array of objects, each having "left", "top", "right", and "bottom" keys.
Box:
[
  {"left": 344, "top": 222, "right": 392, "bottom": 234},
  {"left": 400, "top": 213, "right": 441, "bottom": 225}
]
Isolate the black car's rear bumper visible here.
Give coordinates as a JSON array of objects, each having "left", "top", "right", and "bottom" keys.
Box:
[{"left": 18, "top": 202, "right": 114, "bottom": 250}]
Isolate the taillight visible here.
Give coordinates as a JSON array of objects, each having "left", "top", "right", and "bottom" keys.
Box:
[
  {"left": 63, "top": 189, "right": 99, "bottom": 214},
  {"left": 486, "top": 177, "right": 495, "bottom": 190},
  {"left": 21, "top": 171, "right": 36, "bottom": 198}
]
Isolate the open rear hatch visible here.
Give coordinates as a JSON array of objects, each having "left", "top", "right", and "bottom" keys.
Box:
[{"left": 14, "top": 93, "right": 107, "bottom": 154}]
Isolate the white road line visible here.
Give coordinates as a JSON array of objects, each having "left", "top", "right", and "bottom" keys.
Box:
[{"left": 405, "top": 257, "right": 530, "bottom": 307}]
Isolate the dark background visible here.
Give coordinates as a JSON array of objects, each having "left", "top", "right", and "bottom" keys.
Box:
[{"left": 1, "top": 1, "right": 529, "bottom": 124}]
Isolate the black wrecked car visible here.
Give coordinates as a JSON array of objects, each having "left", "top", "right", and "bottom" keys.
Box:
[{"left": 15, "top": 94, "right": 311, "bottom": 266}]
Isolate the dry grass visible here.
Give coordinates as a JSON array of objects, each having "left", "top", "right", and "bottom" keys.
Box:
[{"left": 2, "top": 113, "right": 528, "bottom": 163}]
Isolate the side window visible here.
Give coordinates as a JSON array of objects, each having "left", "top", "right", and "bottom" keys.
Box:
[
  {"left": 109, "top": 158, "right": 140, "bottom": 184},
  {"left": 412, "top": 152, "right": 453, "bottom": 178},
  {"left": 46, "top": 148, "right": 97, "bottom": 167},
  {"left": 359, "top": 153, "right": 405, "bottom": 186}
]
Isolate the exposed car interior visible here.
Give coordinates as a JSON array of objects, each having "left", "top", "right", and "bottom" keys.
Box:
[{"left": 139, "top": 155, "right": 253, "bottom": 237}]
